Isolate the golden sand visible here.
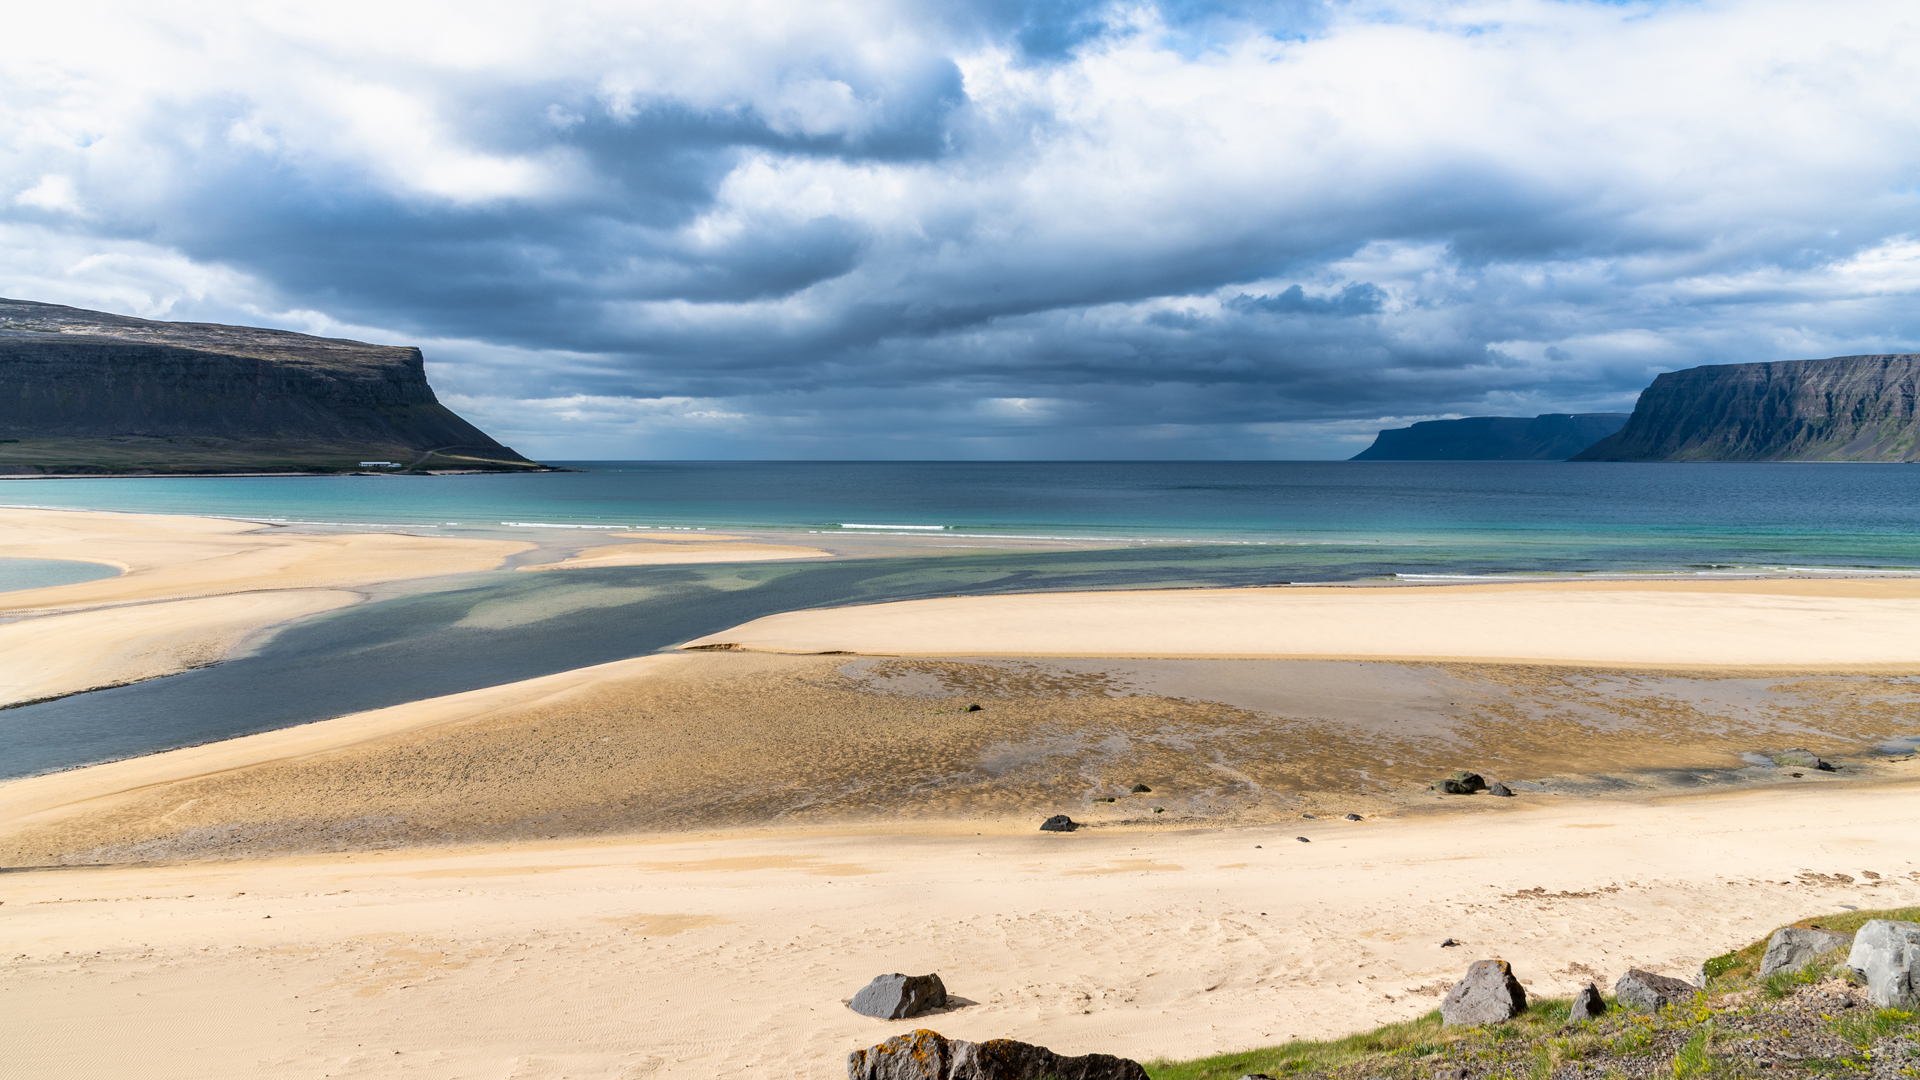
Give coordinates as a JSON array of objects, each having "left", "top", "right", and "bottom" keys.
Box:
[
  {"left": 682, "top": 578, "right": 1920, "bottom": 666},
  {"left": 2, "top": 781, "right": 1915, "bottom": 1080},
  {"left": 6, "top": 650, "right": 1917, "bottom": 866}
]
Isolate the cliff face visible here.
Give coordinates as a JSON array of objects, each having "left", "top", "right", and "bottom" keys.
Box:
[
  {"left": 0, "top": 298, "right": 535, "bottom": 474},
  {"left": 1573, "top": 354, "right": 1920, "bottom": 462},
  {"left": 1351, "top": 413, "right": 1628, "bottom": 461}
]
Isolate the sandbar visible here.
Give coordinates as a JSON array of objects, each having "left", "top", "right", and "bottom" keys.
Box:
[
  {"left": 518, "top": 539, "right": 831, "bottom": 570},
  {"left": 682, "top": 578, "right": 1920, "bottom": 667},
  {"left": 0, "top": 507, "right": 531, "bottom": 704}
]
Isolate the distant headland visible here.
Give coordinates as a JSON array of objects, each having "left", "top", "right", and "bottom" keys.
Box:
[
  {"left": 1575, "top": 353, "right": 1920, "bottom": 462},
  {"left": 1359, "top": 352, "right": 1920, "bottom": 463},
  {"left": 0, "top": 298, "right": 542, "bottom": 476},
  {"left": 1350, "top": 413, "right": 1628, "bottom": 461}
]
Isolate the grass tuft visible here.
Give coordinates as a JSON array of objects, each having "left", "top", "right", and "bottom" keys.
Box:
[{"left": 1145, "top": 905, "right": 1920, "bottom": 1080}]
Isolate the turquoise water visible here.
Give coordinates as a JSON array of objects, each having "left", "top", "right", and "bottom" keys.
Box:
[
  {"left": 9, "top": 460, "right": 1920, "bottom": 778},
  {"left": 0, "top": 558, "right": 119, "bottom": 593},
  {"left": 5, "top": 460, "right": 1920, "bottom": 575}
]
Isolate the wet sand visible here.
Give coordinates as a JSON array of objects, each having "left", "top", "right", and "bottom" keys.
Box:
[
  {"left": 6, "top": 650, "right": 1917, "bottom": 865},
  {"left": 519, "top": 536, "right": 833, "bottom": 569}
]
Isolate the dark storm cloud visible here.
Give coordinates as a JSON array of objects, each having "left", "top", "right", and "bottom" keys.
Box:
[{"left": 5, "top": 0, "right": 1920, "bottom": 457}]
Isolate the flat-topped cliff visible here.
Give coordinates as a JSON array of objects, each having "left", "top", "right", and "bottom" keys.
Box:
[
  {"left": 1574, "top": 354, "right": 1920, "bottom": 462},
  {"left": 1351, "top": 413, "right": 1627, "bottom": 461},
  {"left": 0, "top": 298, "right": 537, "bottom": 474}
]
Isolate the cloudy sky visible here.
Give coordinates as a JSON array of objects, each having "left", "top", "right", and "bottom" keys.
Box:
[{"left": 4, "top": 1, "right": 1917, "bottom": 459}]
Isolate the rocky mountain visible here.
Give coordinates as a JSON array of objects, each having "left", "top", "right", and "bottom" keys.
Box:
[
  {"left": 1350, "top": 413, "right": 1629, "bottom": 461},
  {"left": 1574, "top": 353, "right": 1920, "bottom": 462},
  {"left": 0, "top": 298, "right": 538, "bottom": 474}
]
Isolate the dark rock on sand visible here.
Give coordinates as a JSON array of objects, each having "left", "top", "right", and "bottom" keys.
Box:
[
  {"left": 847, "top": 1028, "right": 1149, "bottom": 1080},
  {"left": 1436, "top": 771, "right": 1488, "bottom": 795},
  {"left": 850, "top": 973, "right": 948, "bottom": 1020},
  {"left": 1040, "top": 815, "right": 1078, "bottom": 832},
  {"left": 1345, "top": 814, "right": 1363, "bottom": 821},
  {"left": 963, "top": 704, "right": 983, "bottom": 712},
  {"left": 1569, "top": 982, "right": 1606, "bottom": 1022},
  {"left": 1487, "top": 782, "right": 1513, "bottom": 797},
  {"left": 1760, "top": 926, "right": 1854, "bottom": 977},
  {"left": 1614, "top": 968, "right": 1699, "bottom": 1011},
  {"left": 1847, "top": 919, "right": 1920, "bottom": 1008},
  {"left": 1296, "top": 836, "right": 1310, "bottom": 843},
  {"left": 1130, "top": 784, "right": 1151, "bottom": 793},
  {"left": 1440, "top": 959, "right": 1528, "bottom": 1027}
]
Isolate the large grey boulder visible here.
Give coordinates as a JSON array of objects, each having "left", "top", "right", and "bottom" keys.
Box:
[
  {"left": 1440, "top": 959, "right": 1528, "bottom": 1027},
  {"left": 849, "top": 973, "right": 948, "bottom": 1020},
  {"left": 1039, "top": 815, "right": 1078, "bottom": 832},
  {"left": 1759, "top": 926, "right": 1854, "bottom": 977},
  {"left": 847, "top": 1029, "right": 1149, "bottom": 1080},
  {"left": 1614, "top": 968, "right": 1698, "bottom": 1011},
  {"left": 1846, "top": 919, "right": 1920, "bottom": 1008},
  {"left": 1568, "top": 982, "right": 1606, "bottom": 1022}
]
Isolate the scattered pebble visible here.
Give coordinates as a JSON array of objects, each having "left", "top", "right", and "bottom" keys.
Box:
[
  {"left": 1344, "top": 813, "right": 1362, "bottom": 821},
  {"left": 1296, "top": 836, "right": 1311, "bottom": 843}
]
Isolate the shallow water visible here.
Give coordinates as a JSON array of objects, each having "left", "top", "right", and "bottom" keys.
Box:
[
  {"left": 0, "top": 558, "right": 118, "bottom": 593},
  {"left": 0, "top": 545, "right": 1400, "bottom": 779},
  {"left": 11, "top": 460, "right": 1920, "bottom": 778},
  {"left": 7, "top": 461, "right": 1920, "bottom": 574}
]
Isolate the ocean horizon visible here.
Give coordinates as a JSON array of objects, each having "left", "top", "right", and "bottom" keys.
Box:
[{"left": 6, "top": 459, "right": 1920, "bottom": 580}]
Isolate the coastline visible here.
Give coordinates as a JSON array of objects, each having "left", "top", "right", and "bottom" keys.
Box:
[{"left": 3, "top": 504, "right": 1918, "bottom": 1079}]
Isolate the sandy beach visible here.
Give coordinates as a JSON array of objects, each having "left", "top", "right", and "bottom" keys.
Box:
[
  {"left": 3, "top": 782, "right": 1916, "bottom": 1079},
  {"left": 5, "top": 509, "right": 1920, "bottom": 1079},
  {"left": 681, "top": 578, "right": 1920, "bottom": 667}
]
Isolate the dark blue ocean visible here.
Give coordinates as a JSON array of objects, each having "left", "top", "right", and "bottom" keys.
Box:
[{"left": 8, "top": 461, "right": 1920, "bottom": 778}]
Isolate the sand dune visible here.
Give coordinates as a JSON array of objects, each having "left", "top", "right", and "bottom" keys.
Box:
[
  {"left": 3, "top": 781, "right": 1915, "bottom": 1080},
  {"left": 0, "top": 507, "right": 530, "bottom": 704},
  {"left": 682, "top": 578, "right": 1920, "bottom": 666}
]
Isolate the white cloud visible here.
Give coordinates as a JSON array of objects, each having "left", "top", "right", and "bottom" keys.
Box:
[
  {"left": 14, "top": 175, "right": 81, "bottom": 213},
  {"left": 1, "top": 0, "right": 1917, "bottom": 457}
]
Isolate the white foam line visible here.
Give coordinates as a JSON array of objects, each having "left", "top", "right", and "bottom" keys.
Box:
[{"left": 837, "top": 523, "right": 947, "bottom": 530}]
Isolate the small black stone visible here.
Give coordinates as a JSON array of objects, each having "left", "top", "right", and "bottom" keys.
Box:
[
  {"left": 962, "top": 703, "right": 983, "bottom": 712},
  {"left": 1039, "top": 815, "right": 1078, "bottom": 832},
  {"left": 1296, "top": 836, "right": 1310, "bottom": 843},
  {"left": 1130, "top": 783, "right": 1152, "bottom": 793},
  {"left": 1345, "top": 813, "right": 1363, "bottom": 821},
  {"left": 1441, "top": 937, "right": 1460, "bottom": 947}
]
